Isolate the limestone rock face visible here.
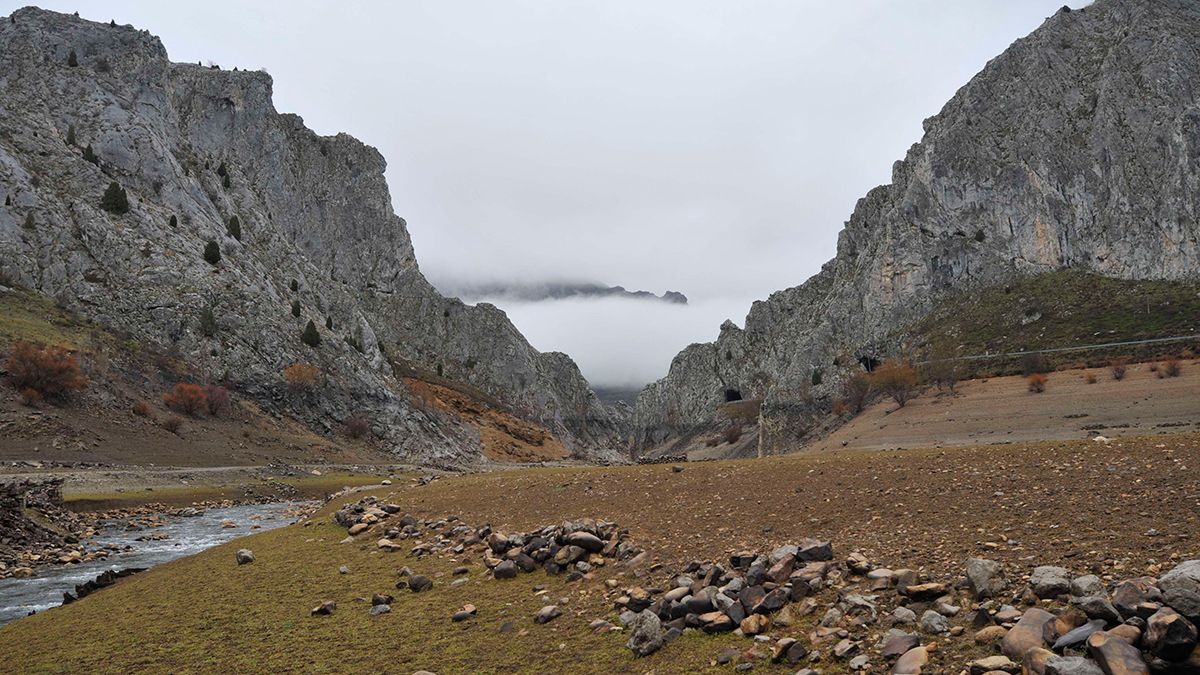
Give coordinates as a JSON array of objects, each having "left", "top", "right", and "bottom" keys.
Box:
[
  {"left": 0, "top": 8, "right": 624, "bottom": 464},
  {"left": 635, "top": 0, "right": 1200, "bottom": 450}
]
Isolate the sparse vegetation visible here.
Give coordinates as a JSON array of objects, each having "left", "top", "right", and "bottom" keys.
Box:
[
  {"left": 82, "top": 144, "right": 99, "bottom": 165},
  {"left": 203, "top": 241, "right": 221, "bottom": 265},
  {"left": 1028, "top": 373, "right": 1048, "bottom": 393},
  {"left": 226, "top": 215, "right": 241, "bottom": 240},
  {"left": 131, "top": 400, "right": 153, "bottom": 417},
  {"left": 199, "top": 305, "right": 218, "bottom": 337},
  {"left": 66, "top": 124, "right": 75, "bottom": 146},
  {"left": 159, "top": 415, "right": 183, "bottom": 434},
  {"left": 162, "top": 382, "right": 208, "bottom": 416},
  {"left": 290, "top": 279, "right": 298, "bottom": 292},
  {"left": 1111, "top": 358, "right": 1127, "bottom": 380},
  {"left": 301, "top": 319, "right": 321, "bottom": 347},
  {"left": 344, "top": 414, "right": 370, "bottom": 439},
  {"left": 100, "top": 181, "right": 129, "bottom": 214},
  {"left": 67, "top": 49, "right": 78, "bottom": 67},
  {"left": 168, "top": 214, "right": 178, "bottom": 228},
  {"left": 203, "top": 384, "right": 231, "bottom": 416},
  {"left": 290, "top": 299, "right": 301, "bottom": 318},
  {"left": 283, "top": 363, "right": 319, "bottom": 392},
  {"left": 922, "top": 357, "right": 960, "bottom": 392},
  {"left": 869, "top": 359, "right": 918, "bottom": 407},
  {"left": 18, "top": 387, "right": 42, "bottom": 407},
  {"left": 1085, "top": 372, "right": 1097, "bottom": 384},
  {"left": 1020, "top": 352, "right": 1051, "bottom": 376},
  {"left": 720, "top": 424, "right": 742, "bottom": 444},
  {"left": 4, "top": 341, "right": 88, "bottom": 400},
  {"left": 841, "top": 371, "right": 873, "bottom": 414},
  {"left": 1164, "top": 358, "right": 1183, "bottom": 377},
  {"left": 22, "top": 212, "right": 34, "bottom": 229}
]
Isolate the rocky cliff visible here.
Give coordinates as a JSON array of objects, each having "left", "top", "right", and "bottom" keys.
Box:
[
  {"left": 0, "top": 7, "right": 625, "bottom": 465},
  {"left": 635, "top": 0, "right": 1200, "bottom": 452}
]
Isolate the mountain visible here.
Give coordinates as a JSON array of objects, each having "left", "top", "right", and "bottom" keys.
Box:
[
  {"left": 0, "top": 7, "right": 625, "bottom": 465},
  {"left": 634, "top": 0, "right": 1200, "bottom": 453},
  {"left": 439, "top": 280, "right": 688, "bottom": 305}
]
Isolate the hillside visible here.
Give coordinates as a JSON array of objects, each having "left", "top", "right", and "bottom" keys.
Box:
[
  {"left": 0, "top": 7, "right": 625, "bottom": 467},
  {"left": 635, "top": 0, "right": 1200, "bottom": 453}
]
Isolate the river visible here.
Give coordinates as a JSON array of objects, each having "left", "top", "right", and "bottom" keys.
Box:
[{"left": 0, "top": 501, "right": 307, "bottom": 627}]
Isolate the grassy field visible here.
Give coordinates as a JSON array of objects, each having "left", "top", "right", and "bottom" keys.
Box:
[
  {"left": 62, "top": 472, "right": 394, "bottom": 511},
  {"left": 904, "top": 270, "right": 1200, "bottom": 373},
  {"left": 3, "top": 432, "right": 1196, "bottom": 673}
]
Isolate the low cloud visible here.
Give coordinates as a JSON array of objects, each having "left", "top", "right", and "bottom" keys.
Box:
[{"left": 478, "top": 295, "right": 752, "bottom": 389}]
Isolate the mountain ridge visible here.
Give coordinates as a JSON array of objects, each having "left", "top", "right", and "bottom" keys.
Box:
[{"left": 634, "top": 0, "right": 1200, "bottom": 453}]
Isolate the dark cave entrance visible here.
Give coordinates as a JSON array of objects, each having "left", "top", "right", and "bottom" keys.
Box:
[{"left": 723, "top": 389, "right": 743, "bottom": 402}]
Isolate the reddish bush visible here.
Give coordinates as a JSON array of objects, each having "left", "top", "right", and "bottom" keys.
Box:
[
  {"left": 132, "top": 400, "right": 153, "bottom": 417},
  {"left": 1084, "top": 373, "right": 1098, "bottom": 384},
  {"left": 204, "top": 384, "right": 231, "bottom": 416},
  {"left": 160, "top": 415, "right": 183, "bottom": 434},
  {"left": 5, "top": 341, "right": 88, "bottom": 400},
  {"left": 344, "top": 415, "right": 370, "bottom": 439},
  {"left": 831, "top": 400, "right": 849, "bottom": 416},
  {"left": 1028, "top": 373, "right": 1048, "bottom": 393},
  {"left": 163, "top": 382, "right": 208, "bottom": 416},
  {"left": 842, "top": 372, "right": 873, "bottom": 413},
  {"left": 19, "top": 387, "right": 42, "bottom": 407},
  {"left": 1164, "top": 358, "right": 1182, "bottom": 378}
]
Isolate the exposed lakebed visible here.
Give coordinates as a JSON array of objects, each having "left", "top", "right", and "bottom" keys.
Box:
[{"left": 0, "top": 501, "right": 307, "bottom": 626}]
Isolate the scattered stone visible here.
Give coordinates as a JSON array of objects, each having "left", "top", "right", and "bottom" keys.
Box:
[
  {"left": 1002, "top": 608, "right": 1056, "bottom": 661},
  {"left": 1143, "top": 606, "right": 1198, "bottom": 661},
  {"left": 493, "top": 560, "right": 518, "bottom": 579},
  {"left": 1070, "top": 575, "right": 1105, "bottom": 598},
  {"left": 975, "top": 625, "right": 1009, "bottom": 645},
  {"left": 311, "top": 600, "right": 336, "bottom": 616},
  {"left": 967, "top": 558, "right": 1005, "bottom": 599},
  {"left": 235, "top": 549, "right": 254, "bottom": 565},
  {"left": 1045, "top": 655, "right": 1104, "bottom": 675},
  {"left": 535, "top": 605, "right": 561, "bottom": 624},
  {"left": 918, "top": 610, "right": 950, "bottom": 634},
  {"left": 369, "top": 604, "right": 391, "bottom": 616},
  {"left": 452, "top": 604, "right": 477, "bottom": 622},
  {"left": 1159, "top": 560, "right": 1200, "bottom": 621},
  {"left": 1086, "top": 631, "right": 1150, "bottom": 675},
  {"left": 969, "top": 655, "right": 1018, "bottom": 674},
  {"left": 408, "top": 575, "right": 433, "bottom": 593}
]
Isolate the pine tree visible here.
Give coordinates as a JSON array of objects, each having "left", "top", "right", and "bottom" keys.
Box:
[
  {"left": 168, "top": 214, "right": 178, "bottom": 227},
  {"left": 291, "top": 299, "right": 301, "bottom": 318},
  {"left": 222, "top": 173, "right": 231, "bottom": 189},
  {"left": 301, "top": 320, "right": 321, "bottom": 348},
  {"left": 4, "top": 195, "right": 10, "bottom": 206},
  {"left": 290, "top": 279, "right": 298, "bottom": 292},
  {"left": 22, "top": 212, "right": 34, "bottom": 229},
  {"left": 226, "top": 215, "right": 241, "bottom": 240},
  {"left": 67, "top": 50, "right": 78, "bottom": 67},
  {"left": 66, "top": 125, "right": 75, "bottom": 146},
  {"left": 82, "top": 144, "right": 99, "bottom": 165},
  {"left": 100, "top": 182, "right": 129, "bottom": 214},
  {"left": 203, "top": 241, "right": 221, "bottom": 265},
  {"left": 324, "top": 316, "right": 333, "bottom": 330}
]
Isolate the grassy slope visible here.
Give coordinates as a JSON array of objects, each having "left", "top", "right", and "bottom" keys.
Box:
[
  {"left": 61, "top": 472, "right": 392, "bottom": 511},
  {"left": 902, "top": 270, "right": 1200, "bottom": 371},
  {"left": 5, "top": 432, "right": 1199, "bottom": 672}
]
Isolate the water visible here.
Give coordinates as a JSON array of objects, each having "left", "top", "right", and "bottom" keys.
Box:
[{"left": 0, "top": 501, "right": 307, "bottom": 627}]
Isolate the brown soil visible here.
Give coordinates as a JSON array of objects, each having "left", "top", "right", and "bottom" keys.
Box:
[
  {"left": 404, "top": 378, "right": 569, "bottom": 462},
  {"left": 392, "top": 432, "right": 1200, "bottom": 581},
  {"left": 811, "top": 360, "right": 1200, "bottom": 452},
  {"left": 0, "top": 386, "right": 391, "bottom": 468}
]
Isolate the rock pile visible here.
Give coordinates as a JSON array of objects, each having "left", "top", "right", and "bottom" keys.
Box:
[{"left": 326, "top": 496, "right": 1200, "bottom": 672}]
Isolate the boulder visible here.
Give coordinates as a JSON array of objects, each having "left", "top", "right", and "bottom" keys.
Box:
[
  {"left": 1160, "top": 561, "right": 1200, "bottom": 620},
  {"left": 1086, "top": 631, "right": 1149, "bottom": 675},
  {"left": 1044, "top": 656, "right": 1104, "bottom": 675},
  {"left": 1071, "top": 575, "right": 1105, "bottom": 598},
  {"left": 408, "top": 575, "right": 433, "bottom": 592},
  {"left": 1030, "top": 566, "right": 1072, "bottom": 599},
  {"left": 968, "top": 655, "right": 1018, "bottom": 674},
  {"left": 564, "top": 531, "right": 604, "bottom": 553},
  {"left": 967, "top": 558, "right": 1005, "bottom": 599},
  {"left": 535, "top": 605, "right": 561, "bottom": 624},
  {"left": 918, "top": 610, "right": 949, "bottom": 634},
  {"left": 626, "top": 610, "right": 664, "bottom": 657},
  {"left": 1112, "top": 577, "right": 1163, "bottom": 619},
  {"left": 311, "top": 600, "right": 336, "bottom": 616},
  {"left": 1052, "top": 619, "right": 1106, "bottom": 651},
  {"left": 493, "top": 560, "right": 518, "bottom": 580},
  {"left": 891, "top": 646, "right": 929, "bottom": 674},
  {"left": 235, "top": 549, "right": 255, "bottom": 565},
  {"left": 1143, "top": 606, "right": 1198, "bottom": 661},
  {"left": 1001, "top": 608, "right": 1055, "bottom": 661}
]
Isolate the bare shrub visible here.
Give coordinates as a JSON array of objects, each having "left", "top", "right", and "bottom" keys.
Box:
[
  {"left": 720, "top": 425, "right": 742, "bottom": 444},
  {"left": 1028, "top": 373, "right": 1048, "bottom": 393},
  {"left": 842, "top": 372, "right": 873, "bottom": 413},
  {"left": 1110, "top": 359, "right": 1127, "bottom": 381},
  {"left": 163, "top": 383, "right": 208, "bottom": 416},
  {"left": 160, "top": 415, "right": 183, "bottom": 434},
  {"left": 1164, "top": 358, "right": 1182, "bottom": 377},
  {"left": 282, "top": 363, "right": 319, "bottom": 393},
  {"left": 18, "top": 387, "right": 42, "bottom": 407},
  {"left": 1084, "top": 373, "right": 1097, "bottom": 384},
  {"left": 204, "top": 384, "right": 231, "bottom": 416},
  {"left": 132, "top": 400, "right": 153, "bottom": 417},
  {"left": 869, "top": 360, "right": 919, "bottom": 407},
  {"left": 5, "top": 341, "right": 88, "bottom": 400},
  {"left": 344, "top": 415, "right": 370, "bottom": 439}
]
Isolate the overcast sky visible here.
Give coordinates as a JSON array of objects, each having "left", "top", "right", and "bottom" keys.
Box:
[{"left": 11, "top": 1, "right": 1088, "bottom": 387}]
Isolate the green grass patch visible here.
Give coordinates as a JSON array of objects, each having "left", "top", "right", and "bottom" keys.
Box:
[{"left": 64, "top": 473, "right": 394, "bottom": 511}]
